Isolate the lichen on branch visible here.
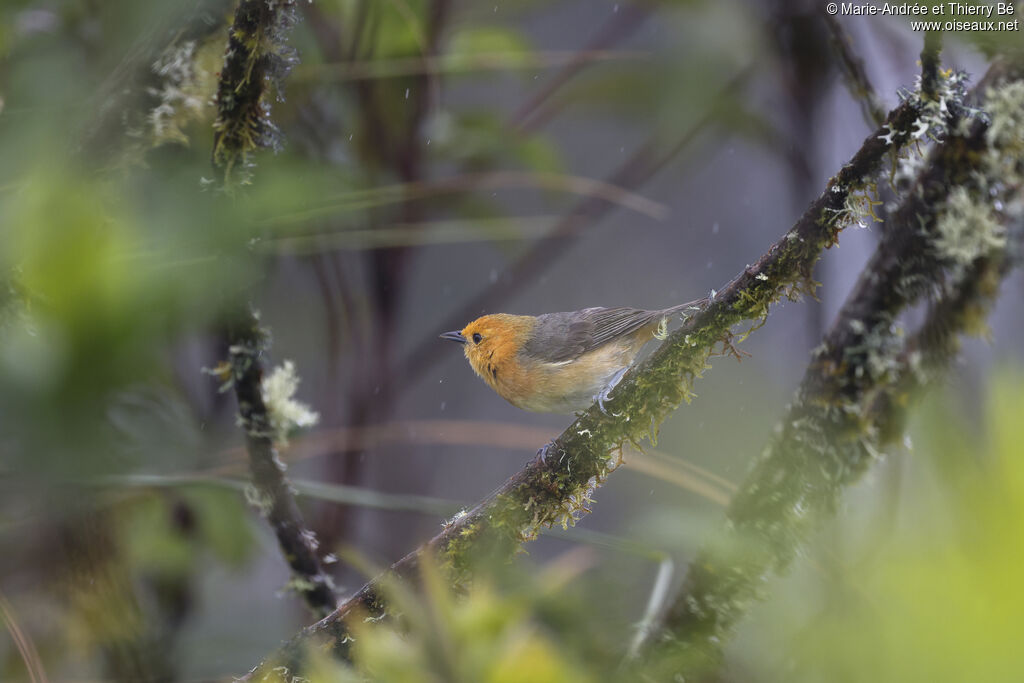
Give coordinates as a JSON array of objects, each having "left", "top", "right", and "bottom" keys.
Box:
[{"left": 224, "top": 308, "right": 337, "bottom": 619}]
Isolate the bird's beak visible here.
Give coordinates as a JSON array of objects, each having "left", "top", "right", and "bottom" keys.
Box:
[{"left": 440, "top": 330, "right": 467, "bottom": 344}]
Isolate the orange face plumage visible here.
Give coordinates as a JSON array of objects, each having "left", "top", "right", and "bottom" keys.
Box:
[{"left": 457, "top": 314, "right": 536, "bottom": 394}]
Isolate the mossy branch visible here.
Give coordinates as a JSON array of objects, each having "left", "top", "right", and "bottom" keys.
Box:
[
  {"left": 226, "top": 309, "right": 338, "bottom": 619},
  {"left": 871, "top": 251, "right": 1013, "bottom": 446},
  {"left": 654, "top": 67, "right": 1024, "bottom": 677},
  {"left": 212, "top": 0, "right": 299, "bottom": 185},
  {"left": 239, "top": 88, "right": 931, "bottom": 681}
]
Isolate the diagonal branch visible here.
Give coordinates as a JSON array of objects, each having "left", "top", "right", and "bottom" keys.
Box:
[
  {"left": 822, "top": 11, "right": 886, "bottom": 128},
  {"left": 654, "top": 65, "right": 1024, "bottom": 678},
  {"left": 239, "top": 93, "right": 927, "bottom": 680},
  {"left": 508, "top": 1, "right": 652, "bottom": 132}
]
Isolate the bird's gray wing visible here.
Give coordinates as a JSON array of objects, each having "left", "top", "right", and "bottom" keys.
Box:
[{"left": 521, "top": 307, "right": 661, "bottom": 363}]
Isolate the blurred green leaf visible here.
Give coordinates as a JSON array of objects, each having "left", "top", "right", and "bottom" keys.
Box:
[
  {"left": 189, "top": 487, "right": 255, "bottom": 568},
  {"left": 121, "top": 495, "right": 195, "bottom": 577},
  {"left": 120, "top": 486, "right": 255, "bottom": 574},
  {"left": 334, "top": 559, "right": 602, "bottom": 683},
  {"left": 446, "top": 26, "right": 533, "bottom": 71},
  {"left": 761, "top": 370, "right": 1024, "bottom": 683}
]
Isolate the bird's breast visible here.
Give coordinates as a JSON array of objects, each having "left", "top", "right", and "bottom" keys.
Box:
[{"left": 500, "top": 340, "right": 640, "bottom": 413}]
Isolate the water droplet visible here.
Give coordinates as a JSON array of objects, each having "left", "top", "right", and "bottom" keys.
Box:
[
  {"left": 712, "top": 222, "right": 720, "bottom": 234},
  {"left": 404, "top": 88, "right": 410, "bottom": 99}
]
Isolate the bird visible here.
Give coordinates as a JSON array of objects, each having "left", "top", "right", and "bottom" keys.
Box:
[{"left": 440, "top": 299, "right": 706, "bottom": 414}]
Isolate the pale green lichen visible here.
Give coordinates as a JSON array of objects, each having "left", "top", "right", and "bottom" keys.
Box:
[
  {"left": 442, "top": 508, "right": 468, "bottom": 530},
  {"left": 979, "top": 81, "right": 1024, "bottom": 228},
  {"left": 244, "top": 481, "right": 274, "bottom": 516},
  {"left": 984, "top": 81, "right": 1024, "bottom": 151},
  {"left": 934, "top": 187, "right": 1006, "bottom": 267},
  {"left": 653, "top": 316, "right": 670, "bottom": 340},
  {"left": 147, "top": 39, "right": 210, "bottom": 146},
  {"left": 262, "top": 360, "right": 319, "bottom": 445}
]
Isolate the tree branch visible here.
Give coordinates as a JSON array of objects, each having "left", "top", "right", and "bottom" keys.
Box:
[
  {"left": 226, "top": 310, "right": 339, "bottom": 619},
  {"left": 920, "top": 30, "right": 944, "bottom": 102},
  {"left": 239, "top": 91, "right": 928, "bottom": 680},
  {"left": 212, "top": 0, "right": 300, "bottom": 184},
  {"left": 654, "top": 65, "right": 1023, "bottom": 677}
]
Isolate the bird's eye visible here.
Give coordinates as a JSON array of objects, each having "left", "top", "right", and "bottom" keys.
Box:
[{"left": 472, "top": 333, "right": 482, "bottom": 344}]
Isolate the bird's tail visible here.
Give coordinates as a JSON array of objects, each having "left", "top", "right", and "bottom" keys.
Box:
[{"left": 660, "top": 296, "right": 709, "bottom": 317}]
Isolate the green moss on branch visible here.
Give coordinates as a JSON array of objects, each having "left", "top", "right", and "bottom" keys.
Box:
[
  {"left": 212, "top": 0, "right": 299, "bottom": 185},
  {"left": 239, "top": 84, "right": 933, "bottom": 682}
]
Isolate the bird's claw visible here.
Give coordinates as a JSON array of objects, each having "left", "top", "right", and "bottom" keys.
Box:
[
  {"left": 536, "top": 440, "right": 556, "bottom": 465},
  {"left": 596, "top": 367, "right": 629, "bottom": 415}
]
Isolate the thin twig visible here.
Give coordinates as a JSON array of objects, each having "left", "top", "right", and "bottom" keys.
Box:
[
  {"left": 262, "top": 170, "right": 671, "bottom": 225},
  {"left": 508, "top": 1, "right": 652, "bottom": 132},
  {"left": 920, "top": 30, "right": 943, "bottom": 101},
  {"left": 292, "top": 50, "right": 649, "bottom": 82},
  {"left": 822, "top": 12, "right": 887, "bottom": 128}
]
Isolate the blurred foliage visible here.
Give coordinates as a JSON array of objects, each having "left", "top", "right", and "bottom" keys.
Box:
[
  {"left": 259, "top": 371, "right": 1024, "bottom": 683},
  {"left": 119, "top": 486, "right": 255, "bottom": 573},
  {"left": 309, "top": 557, "right": 610, "bottom": 683},
  {"left": 769, "top": 371, "right": 1024, "bottom": 683}
]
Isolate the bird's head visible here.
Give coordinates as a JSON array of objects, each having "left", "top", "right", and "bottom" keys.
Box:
[{"left": 441, "top": 314, "right": 535, "bottom": 383}]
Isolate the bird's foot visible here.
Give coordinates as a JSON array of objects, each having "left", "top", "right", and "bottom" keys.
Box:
[
  {"left": 596, "top": 367, "right": 629, "bottom": 415},
  {"left": 536, "top": 440, "right": 557, "bottom": 465}
]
